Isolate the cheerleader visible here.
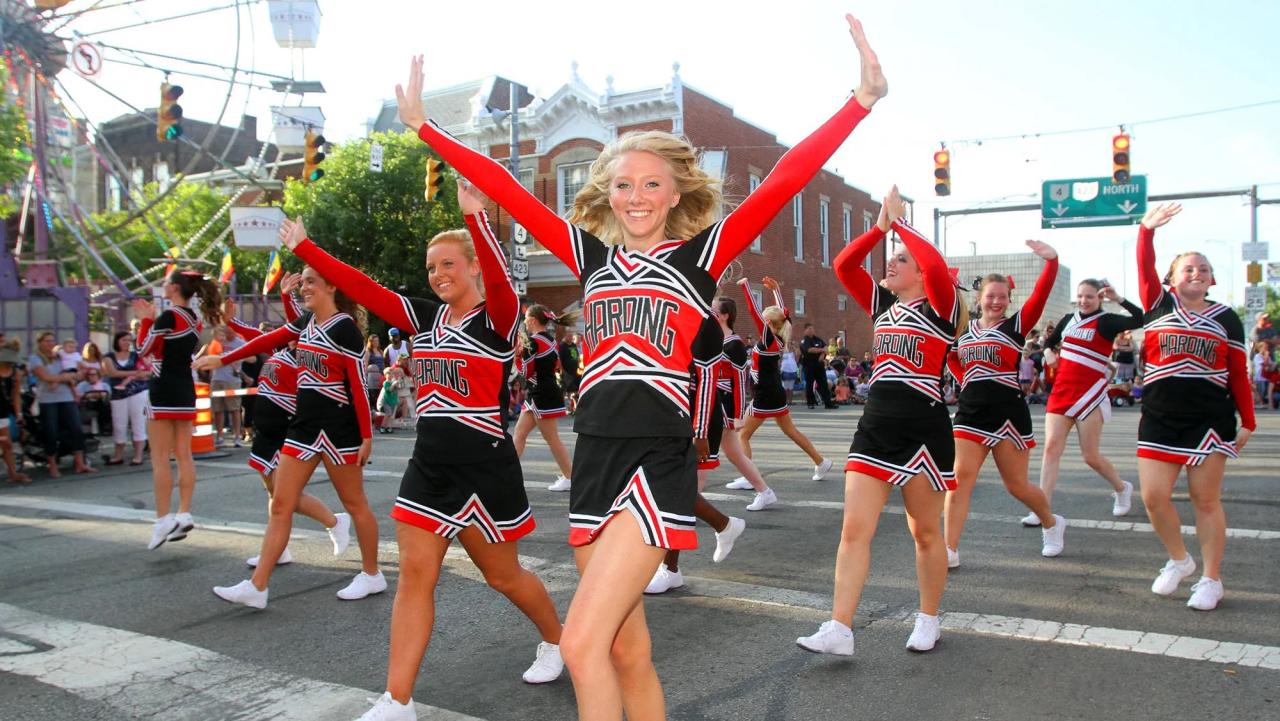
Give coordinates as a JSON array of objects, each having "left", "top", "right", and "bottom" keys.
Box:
[
  {"left": 944, "top": 241, "right": 1064, "bottom": 567},
  {"left": 222, "top": 279, "right": 351, "bottom": 568},
  {"left": 1028, "top": 278, "right": 1144, "bottom": 524},
  {"left": 395, "top": 14, "right": 884, "bottom": 717},
  {"left": 194, "top": 264, "right": 382, "bottom": 609},
  {"left": 733, "top": 276, "right": 833, "bottom": 483},
  {"left": 133, "top": 270, "right": 223, "bottom": 550},
  {"left": 514, "top": 304, "right": 576, "bottom": 491},
  {"left": 280, "top": 190, "right": 565, "bottom": 720},
  {"left": 798, "top": 186, "right": 959, "bottom": 656},
  {"left": 1134, "top": 204, "right": 1254, "bottom": 610}
]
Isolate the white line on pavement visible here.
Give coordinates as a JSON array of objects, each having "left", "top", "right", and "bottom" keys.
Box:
[{"left": 0, "top": 603, "right": 485, "bottom": 721}]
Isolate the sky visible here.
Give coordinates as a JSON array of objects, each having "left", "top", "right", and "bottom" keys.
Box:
[{"left": 43, "top": 0, "right": 1280, "bottom": 306}]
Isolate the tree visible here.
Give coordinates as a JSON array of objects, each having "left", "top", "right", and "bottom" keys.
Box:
[{"left": 0, "top": 64, "right": 34, "bottom": 218}]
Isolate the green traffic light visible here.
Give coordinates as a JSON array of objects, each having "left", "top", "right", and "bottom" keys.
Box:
[
  {"left": 165, "top": 125, "right": 182, "bottom": 140},
  {"left": 309, "top": 168, "right": 325, "bottom": 182}
]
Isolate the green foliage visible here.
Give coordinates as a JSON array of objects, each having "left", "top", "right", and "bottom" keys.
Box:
[{"left": 0, "top": 65, "right": 34, "bottom": 217}]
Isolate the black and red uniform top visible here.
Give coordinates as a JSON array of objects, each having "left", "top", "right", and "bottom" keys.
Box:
[
  {"left": 293, "top": 212, "right": 519, "bottom": 463},
  {"left": 690, "top": 316, "right": 726, "bottom": 439},
  {"left": 137, "top": 305, "right": 201, "bottom": 384},
  {"left": 412, "top": 93, "right": 870, "bottom": 439},
  {"left": 219, "top": 308, "right": 371, "bottom": 441},
  {"left": 1044, "top": 298, "right": 1143, "bottom": 388},
  {"left": 717, "top": 333, "right": 750, "bottom": 426},
  {"left": 1136, "top": 226, "right": 1255, "bottom": 430},
  {"left": 227, "top": 291, "right": 303, "bottom": 415},
  {"left": 519, "top": 330, "right": 562, "bottom": 397},
  {"left": 738, "top": 281, "right": 788, "bottom": 388},
  {"left": 834, "top": 221, "right": 960, "bottom": 413},
  {"left": 947, "top": 257, "right": 1058, "bottom": 404}
]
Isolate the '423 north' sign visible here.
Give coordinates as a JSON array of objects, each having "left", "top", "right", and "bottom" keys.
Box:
[{"left": 1041, "top": 175, "right": 1147, "bottom": 229}]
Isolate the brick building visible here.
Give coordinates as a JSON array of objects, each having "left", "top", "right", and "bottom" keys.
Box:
[{"left": 373, "top": 68, "right": 890, "bottom": 356}]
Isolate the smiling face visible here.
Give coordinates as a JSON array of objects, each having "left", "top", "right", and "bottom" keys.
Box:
[
  {"left": 1170, "top": 253, "right": 1214, "bottom": 300},
  {"left": 426, "top": 239, "right": 480, "bottom": 305},
  {"left": 299, "top": 266, "right": 337, "bottom": 312},
  {"left": 608, "top": 151, "right": 680, "bottom": 248},
  {"left": 1076, "top": 282, "right": 1101, "bottom": 314},
  {"left": 884, "top": 243, "right": 923, "bottom": 294},
  {"left": 980, "top": 280, "right": 1011, "bottom": 320}
]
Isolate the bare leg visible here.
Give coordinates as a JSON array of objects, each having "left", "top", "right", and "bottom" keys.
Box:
[
  {"left": 1138, "top": 457, "right": 1186, "bottom": 562},
  {"left": 1037, "top": 412, "right": 1073, "bottom": 502},
  {"left": 901, "top": 475, "right": 948, "bottom": 615},
  {"left": 512, "top": 410, "right": 536, "bottom": 456},
  {"left": 148, "top": 419, "right": 176, "bottom": 516},
  {"left": 831, "top": 472, "right": 893, "bottom": 626},
  {"left": 737, "top": 414, "right": 764, "bottom": 459},
  {"left": 172, "top": 420, "right": 194, "bottom": 513},
  {"left": 944, "top": 439, "right": 990, "bottom": 550},
  {"left": 720, "top": 429, "right": 767, "bottom": 492},
  {"left": 325, "top": 459, "right": 380, "bottom": 575},
  {"left": 249, "top": 454, "right": 319, "bottom": 589},
  {"left": 384, "top": 522, "right": 451, "bottom": 703},
  {"left": 1074, "top": 410, "right": 1126, "bottom": 491},
  {"left": 460, "top": 526, "right": 562, "bottom": 643},
  {"left": 991, "top": 441, "right": 1055, "bottom": 526},
  {"left": 259, "top": 471, "right": 336, "bottom": 527},
  {"left": 776, "top": 413, "right": 824, "bottom": 465},
  {"left": 536, "top": 416, "right": 573, "bottom": 478},
  {"left": 1187, "top": 455, "right": 1228, "bottom": 580}
]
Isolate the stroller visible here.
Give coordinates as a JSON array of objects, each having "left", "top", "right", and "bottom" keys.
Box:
[{"left": 19, "top": 388, "right": 100, "bottom": 468}]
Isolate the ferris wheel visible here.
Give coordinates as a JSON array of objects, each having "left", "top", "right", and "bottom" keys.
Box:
[{"left": 1, "top": 0, "right": 322, "bottom": 303}]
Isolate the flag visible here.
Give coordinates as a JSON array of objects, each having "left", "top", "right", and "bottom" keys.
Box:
[
  {"left": 262, "top": 250, "right": 283, "bottom": 295},
  {"left": 219, "top": 247, "right": 234, "bottom": 285},
  {"left": 162, "top": 244, "right": 181, "bottom": 277}
]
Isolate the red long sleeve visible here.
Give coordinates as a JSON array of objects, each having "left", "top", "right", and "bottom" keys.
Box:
[
  {"left": 283, "top": 290, "right": 303, "bottom": 324},
  {"left": 1136, "top": 225, "right": 1164, "bottom": 312},
  {"left": 833, "top": 226, "right": 886, "bottom": 315},
  {"left": 293, "top": 239, "right": 420, "bottom": 334},
  {"left": 1228, "top": 345, "right": 1257, "bottom": 431},
  {"left": 136, "top": 317, "right": 159, "bottom": 358},
  {"left": 1016, "top": 257, "right": 1059, "bottom": 336},
  {"left": 893, "top": 219, "right": 957, "bottom": 323},
  {"left": 227, "top": 315, "right": 263, "bottom": 342},
  {"left": 343, "top": 353, "right": 373, "bottom": 439},
  {"left": 738, "top": 279, "right": 766, "bottom": 336},
  {"left": 221, "top": 324, "right": 297, "bottom": 365},
  {"left": 464, "top": 211, "right": 519, "bottom": 339}
]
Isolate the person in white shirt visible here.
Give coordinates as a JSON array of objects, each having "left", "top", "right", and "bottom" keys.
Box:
[{"left": 384, "top": 328, "right": 410, "bottom": 367}]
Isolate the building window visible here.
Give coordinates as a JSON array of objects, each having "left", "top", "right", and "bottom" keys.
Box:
[
  {"left": 792, "top": 195, "right": 803, "bottom": 261},
  {"left": 108, "top": 176, "right": 122, "bottom": 212},
  {"left": 863, "top": 210, "right": 875, "bottom": 273},
  {"left": 842, "top": 206, "right": 852, "bottom": 247},
  {"left": 557, "top": 161, "right": 592, "bottom": 216},
  {"left": 749, "top": 174, "right": 763, "bottom": 252},
  {"left": 518, "top": 167, "right": 534, "bottom": 193},
  {"left": 819, "top": 199, "right": 830, "bottom": 266},
  {"left": 154, "top": 161, "right": 171, "bottom": 189},
  {"left": 750, "top": 285, "right": 764, "bottom": 311},
  {"left": 130, "top": 166, "right": 144, "bottom": 192},
  {"left": 837, "top": 293, "right": 848, "bottom": 311},
  {"left": 793, "top": 288, "right": 806, "bottom": 316}
]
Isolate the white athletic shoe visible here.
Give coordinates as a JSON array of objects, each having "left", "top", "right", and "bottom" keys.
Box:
[
  {"left": 724, "top": 476, "right": 753, "bottom": 490},
  {"left": 354, "top": 692, "right": 415, "bottom": 721},
  {"left": 328, "top": 513, "right": 352, "bottom": 556},
  {"left": 1151, "top": 556, "right": 1197, "bottom": 596},
  {"left": 946, "top": 546, "right": 960, "bottom": 569},
  {"left": 148, "top": 515, "right": 179, "bottom": 550},
  {"left": 713, "top": 517, "right": 746, "bottom": 563},
  {"left": 521, "top": 641, "right": 564, "bottom": 684},
  {"left": 796, "top": 620, "right": 854, "bottom": 656},
  {"left": 643, "top": 564, "right": 684, "bottom": 595},
  {"left": 1112, "top": 480, "right": 1134, "bottom": 517},
  {"left": 168, "top": 512, "right": 195, "bottom": 542},
  {"left": 212, "top": 579, "right": 268, "bottom": 609},
  {"left": 247, "top": 548, "right": 292, "bottom": 568},
  {"left": 812, "top": 458, "right": 834, "bottom": 481},
  {"left": 547, "top": 475, "right": 572, "bottom": 492},
  {"left": 746, "top": 488, "right": 778, "bottom": 512},
  {"left": 906, "top": 613, "right": 941, "bottom": 652},
  {"left": 337, "top": 571, "right": 387, "bottom": 600},
  {"left": 1186, "top": 577, "right": 1224, "bottom": 611},
  {"left": 1041, "top": 515, "right": 1067, "bottom": 558},
  {"left": 1020, "top": 512, "right": 1042, "bottom": 527}
]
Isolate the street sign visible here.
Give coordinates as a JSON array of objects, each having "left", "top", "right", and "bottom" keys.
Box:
[
  {"left": 1247, "top": 263, "right": 1263, "bottom": 285},
  {"left": 1242, "top": 242, "right": 1268, "bottom": 262},
  {"left": 1041, "top": 175, "right": 1147, "bottom": 229},
  {"left": 513, "top": 223, "right": 528, "bottom": 245},
  {"left": 369, "top": 143, "right": 383, "bottom": 173},
  {"left": 1268, "top": 262, "right": 1280, "bottom": 282},
  {"left": 71, "top": 41, "right": 103, "bottom": 78},
  {"left": 511, "top": 258, "right": 529, "bottom": 281},
  {"left": 514, "top": 280, "right": 528, "bottom": 296},
  {"left": 1244, "top": 286, "right": 1267, "bottom": 313}
]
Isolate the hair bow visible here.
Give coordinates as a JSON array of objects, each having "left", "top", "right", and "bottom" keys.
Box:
[{"left": 947, "top": 267, "right": 965, "bottom": 289}]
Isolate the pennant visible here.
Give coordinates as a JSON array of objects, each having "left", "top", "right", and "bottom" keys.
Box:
[
  {"left": 218, "top": 247, "right": 235, "bottom": 285},
  {"left": 262, "top": 250, "right": 283, "bottom": 295},
  {"left": 162, "top": 244, "right": 181, "bottom": 277}
]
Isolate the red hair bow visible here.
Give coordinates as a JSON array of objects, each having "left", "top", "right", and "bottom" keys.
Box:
[
  {"left": 1006, "top": 275, "right": 1016, "bottom": 290},
  {"left": 947, "top": 267, "right": 965, "bottom": 289}
]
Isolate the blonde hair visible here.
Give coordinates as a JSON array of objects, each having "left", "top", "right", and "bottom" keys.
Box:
[
  {"left": 569, "top": 131, "right": 722, "bottom": 246},
  {"left": 762, "top": 306, "right": 792, "bottom": 344},
  {"left": 426, "top": 229, "right": 484, "bottom": 295},
  {"left": 1163, "top": 251, "right": 1213, "bottom": 286}
]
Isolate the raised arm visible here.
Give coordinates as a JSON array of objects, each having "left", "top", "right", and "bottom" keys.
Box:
[
  {"left": 833, "top": 226, "right": 887, "bottom": 316},
  {"left": 134, "top": 303, "right": 169, "bottom": 359},
  {"left": 281, "top": 273, "right": 305, "bottom": 324},
  {"left": 1136, "top": 203, "right": 1182, "bottom": 311},
  {"left": 462, "top": 202, "right": 519, "bottom": 339},
  {"left": 217, "top": 323, "right": 299, "bottom": 366},
  {"left": 397, "top": 56, "right": 581, "bottom": 276},
  {"left": 1016, "top": 241, "right": 1060, "bottom": 336},
  {"left": 737, "top": 278, "right": 766, "bottom": 336},
  {"left": 893, "top": 219, "right": 958, "bottom": 324}
]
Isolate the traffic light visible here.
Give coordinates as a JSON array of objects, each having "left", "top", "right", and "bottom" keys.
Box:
[
  {"left": 1112, "top": 133, "right": 1131, "bottom": 183},
  {"left": 933, "top": 148, "right": 951, "bottom": 196},
  {"left": 303, "top": 129, "right": 325, "bottom": 183},
  {"left": 157, "top": 83, "right": 183, "bottom": 142},
  {"left": 425, "top": 157, "right": 445, "bottom": 201}
]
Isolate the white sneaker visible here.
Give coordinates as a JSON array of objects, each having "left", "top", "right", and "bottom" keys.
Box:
[
  {"left": 1020, "top": 512, "right": 1042, "bottom": 527},
  {"left": 328, "top": 513, "right": 352, "bottom": 556},
  {"left": 1151, "top": 556, "right": 1197, "bottom": 596},
  {"left": 1041, "top": 515, "right": 1067, "bottom": 557},
  {"left": 521, "top": 641, "right": 564, "bottom": 684},
  {"left": 905, "top": 613, "right": 940, "bottom": 652},
  {"left": 1186, "top": 577, "right": 1224, "bottom": 611},
  {"left": 812, "top": 458, "right": 834, "bottom": 481},
  {"left": 724, "top": 476, "right": 753, "bottom": 490},
  {"left": 547, "top": 475, "right": 571, "bottom": 492},
  {"left": 148, "top": 515, "right": 178, "bottom": 550},
  {"left": 1112, "top": 480, "right": 1134, "bottom": 517},
  {"left": 337, "top": 571, "right": 387, "bottom": 600},
  {"left": 796, "top": 619, "right": 854, "bottom": 656},
  {"left": 746, "top": 488, "right": 778, "bottom": 512},
  {"left": 168, "top": 512, "right": 194, "bottom": 542},
  {"left": 212, "top": 579, "right": 268, "bottom": 609},
  {"left": 354, "top": 692, "right": 415, "bottom": 721},
  {"left": 643, "top": 564, "right": 684, "bottom": 595},
  {"left": 247, "top": 548, "right": 292, "bottom": 568},
  {"left": 946, "top": 546, "right": 960, "bottom": 569},
  {"left": 713, "top": 517, "right": 746, "bottom": 563}
]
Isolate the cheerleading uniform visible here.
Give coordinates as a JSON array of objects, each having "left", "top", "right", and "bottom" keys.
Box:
[
  {"left": 137, "top": 305, "right": 201, "bottom": 421},
  {"left": 411, "top": 90, "right": 870, "bottom": 549},
  {"left": 293, "top": 212, "right": 535, "bottom": 542},
  {"left": 228, "top": 292, "right": 304, "bottom": 475},
  {"left": 834, "top": 221, "right": 959, "bottom": 492},
  {"left": 738, "top": 280, "right": 790, "bottom": 418},
  {"left": 693, "top": 317, "right": 726, "bottom": 471},
  {"left": 1044, "top": 298, "right": 1143, "bottom": 421},
  {"left": 948, "top": 257, "right": 1058, "bottom": 450},
  {"left": 519, "top": 329, "right": 568, "bottom": 419},
  {"left": 1135, "top": 226, "right": 1255, "bottom": 465}
]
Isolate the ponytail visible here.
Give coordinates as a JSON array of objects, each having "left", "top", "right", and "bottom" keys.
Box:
[
  {"left": 167, "top": 270, "right": 224, "bottom": 327},
  {"left": 526, "top": 303, "right": 581, "bottom": 328}
]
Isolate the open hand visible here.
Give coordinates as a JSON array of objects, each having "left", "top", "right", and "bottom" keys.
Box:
[
  {"left": 762, "top": 276, "right": 779, "bottom": 291},
  {"left": 223, "top": 297, "right": 238, "bottom": 321},
  {"left": 1235, "top": 427, "right": 1251, "bottom": 452},
  {"left": 280, "top": 271, "right": 302, "bottom": 296},
  {"left": 694, "top": 437, "right": 710, "bottom": 464},
  {"left": 848, "top": 14, "right": 887, "bottom": 110},
  {"left": 1141, "top": 203, "right": 1182, "bottom": 230},
  {"left": 1100, "top": 285, "right": 1121, "bottom": 303},
  {"left": 881, "top": 185, "right": 906, "bottom": 228},
  {"left": 358, "top": 438, "right": 373, "bottom": 466},
  {"left": 395, "top": 55, "right": 427, "bottom": 131},
  {"left": 1025, "top": 239, "right": 1058, "bottom": 260},
  {"left": 131, "top": 298, "right": 154, "bottom": 320},
  {"left": 192, "top": 355, "right": 223, "bottom": 373},
  {"left": 457, "top": 178, "right": 490, "bottom": 215},
  {"left": 278, "top": 218, "right": 307, "bottom": 251}
]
